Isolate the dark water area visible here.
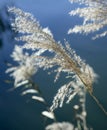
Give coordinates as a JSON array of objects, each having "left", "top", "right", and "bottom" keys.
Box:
[{"left": 0, "top": 0, "right": 107, "bottom": 130}]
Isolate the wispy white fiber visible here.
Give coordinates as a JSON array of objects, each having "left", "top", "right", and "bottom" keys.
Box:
[
  {"left": 68, "top": 0, "right": 107, "bottom": 39},
  {"left": 8, "top": 7, "right": 98, "bottom": 112},
  {"left": 45, "top": 122, "right": 74, "bottom": 130}
]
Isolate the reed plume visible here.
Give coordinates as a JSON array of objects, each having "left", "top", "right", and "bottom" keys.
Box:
[
  {"left": 8, "top": 7, "right": 107, "bottom": 116},
  {"left": 68, "top": 0, "right": 107, "bottom": 39}
]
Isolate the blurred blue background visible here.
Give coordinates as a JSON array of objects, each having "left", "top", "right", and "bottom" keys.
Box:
[{"left": 0, "top": 0, "right": 107, "bottom": 130}]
